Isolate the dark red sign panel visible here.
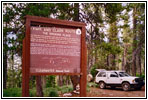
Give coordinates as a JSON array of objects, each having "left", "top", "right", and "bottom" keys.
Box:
[{"left": 30, "top": 27, "right": 81, "bottom": 73}]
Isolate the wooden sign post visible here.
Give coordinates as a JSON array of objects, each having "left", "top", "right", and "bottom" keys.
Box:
[{"left": 22, "top": 15, "right": 87, "bottom": 97}]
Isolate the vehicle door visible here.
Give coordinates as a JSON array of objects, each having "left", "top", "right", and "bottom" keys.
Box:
[
  {"left": 96, "top": 71, "right": 107, "bottom": 83},
  {"left": 106, "top": 72, "right": 121, "bottom": 84}
]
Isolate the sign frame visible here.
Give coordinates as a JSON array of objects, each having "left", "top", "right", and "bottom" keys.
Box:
[{"left": 22, "top": 15, "right": 87, "bottom": 97}]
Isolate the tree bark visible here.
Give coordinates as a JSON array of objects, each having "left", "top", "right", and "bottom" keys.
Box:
[
  {"left": 136, "top": 52, "right": 142, "bottom": 75},
  {"left": 3, "top": 22, "right": 8, "bottom": 89},
  {"left": 58, "top": 75, "right": 64, "bottom": 86},
  {"left": 42, "top": 76, "right": 46, "bottom": 88},
  {"left": 70, "top": 75, "right": 80, "bottom": 90},
  {"left": 73, "top": 3, "right": 79, "bottom": 21},
  {"left": 95, "top": 49, "right": 98, "bottom": 64},
  {"left": 36, "top": 76, "right": 43, "bottom": 97},
  {"left": 107, "top": 54, "right": 116, "bottom": 70},
  {"left": 70, "top": 3, "right": 80, "bottom": 90},
  {"left": 107, "top": 54, "right": 110, "bottom": 66},
  {"left": 66, "top": 76, "right": 71, "bottom": 85},
  {"left": 132, "top": 52, "right": 137, "bottom": 76},
  {"left": 122, "top": 45, "right": 127, "bottom": 71},
  {"left": 112, "top": 54, "right": 116, "bottom": 68},
  {"left": 132, "top": 7, "right": 137, "bottom": 76},
  {"left": 3, "top": 50, "right": 7, "bottom": 89}
]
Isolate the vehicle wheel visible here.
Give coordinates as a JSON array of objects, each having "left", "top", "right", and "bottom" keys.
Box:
[
  {"left": 122, "top": 82, "right": 131, "bottom": 91},
  {"left": 99, "top": 81, "right": 106, "bottom": 89}
]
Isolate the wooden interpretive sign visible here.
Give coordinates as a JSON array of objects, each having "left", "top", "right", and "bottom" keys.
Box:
[
  {"left": 30, "top": 27, "right": 81, "bottom": 74},
  {"left": 22, "top": 15, "right": 87, "bottom": 97}
]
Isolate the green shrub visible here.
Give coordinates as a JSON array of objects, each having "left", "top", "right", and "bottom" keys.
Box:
[
  {"left": 68, "top": 86, "right": 73, "bottom": 92},
  {"left": 86, "top": 82, "right": 98, "bottom": 92},
  {"left": 136, "top": 74, "right": 145, "bottom": 79},
  {"left": 60, "top": 85, "right": 73, "bottom": 94},
  {"left": 3, "top": 85, "right": 73, "bottom": 97},
  {"left": 29, "top": 87, "right": 59, "bottom": 97},
  {"left": 87, "top": 82, "right": 98, "bottom": 88},
  {"left": 48, "top": 89, "right": 59, "bottom": 97},
  {"left": 55, "top": 86, "right": 61, "bottom": 91},
  {"left": 90, "top": 65, "right": 97, "bottom": 78},
  {"left": 46, "top": 76, "right": 56, "bottom": 88},
  {"left": 43, "top": 87, "right": 59, "bottom": 97},
  {"left": 86, "top": 84, "right": 90, "bottom": 92},
  {"left": 29, "top": 88, "right": 36, "bottom": 97},
  {"left": 44, "top": 87, "right": 52, "bottom": 97},
  {"left": 44, "top": 85, "right": 73, "bottom": 97},
  {"left": 3, "top": 88, "right": 21, "bottom": 97},
  {"left": 29, "top": 76, "right": 36, "bottom": 89}
]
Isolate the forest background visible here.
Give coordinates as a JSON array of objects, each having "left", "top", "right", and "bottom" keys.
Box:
[{"left": 2, "top": 2, "right": 145, "bottom": 97}]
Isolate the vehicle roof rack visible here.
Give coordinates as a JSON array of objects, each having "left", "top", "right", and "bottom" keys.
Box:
[{"left": 95, "top": 69, "right": 106, "bottom": 72}]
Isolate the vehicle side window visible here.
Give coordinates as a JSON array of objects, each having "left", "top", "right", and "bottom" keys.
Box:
[
  {"left": 119, "top": 73, "right": 124, "bottom": 77},
  {"left": 110, "top": 72, "right": 118, "bottom": 77},
  {"left": 97, "top": 72, "right": 106, "bottom": 77}
]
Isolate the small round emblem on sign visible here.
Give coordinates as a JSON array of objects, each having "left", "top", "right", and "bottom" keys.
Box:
[{"left": 76, "top": 29, "right": 81, "bottom": 35}]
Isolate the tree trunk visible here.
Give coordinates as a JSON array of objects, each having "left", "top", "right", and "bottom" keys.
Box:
[
  {"left": 132, "top": 7, "right": 137, "bottom": 76},
  {"left": 3, "top": 24, "right": 8, "bottom": 89},
  {"left": 125, "top": 61, "right": 130, "bottom": 74},
  {"left": 107, "top": 54, "right": 116, "bottom": 70},
  {"left": 70, "top": 75, "right": 80, "bottom": 90},
  {"left": 95, "top": 49, "right": 98, "bottom": 64},
  {"left": 11, "top": 54, "right": 15, "bottom": 88},
  {"left": 136, "top": 53, "right": 142, "bottom": 75},
  {"left": 73, "top": 3, "right": 79, "bottom": 21},
  {"left": 58, "top": 75, "right": 64, "bottom": 86},
  {"left": 87, "top": 46, "right": 90, "bottom": 73},
  {"left": 107, "top": 54, "right": 110, "bottom": 66},
  {"left": 42, "top": 76, "right": 46, "bottom": 88},
  {"left": 132, "top": 52, "right": 137, "bottom": 76},
  {"left": 122, "top": 45, "right": 127, "bottom": 71},
  {"left": 66, "top": 76, "right": 71, "bottom": 85},
  {"left": 87, "top": 45, "right": 93, "bottom": 73},
  {"left": 36, "top": 76, "right": 43, "bottom": 97},
  {"left": 3, "top": 50, "right": 7, "bottom": 89},
  {"left": 70, "top": 3, "right": 80, "bottom": 90},
  {"left": 112, "top": 54, "right": 116, "bottom": 68},
  {"left": 143, "top": 59, "right": 145, "bottom": 74}
]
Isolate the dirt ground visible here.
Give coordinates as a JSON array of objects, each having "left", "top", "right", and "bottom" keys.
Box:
[
  {"left": 62, "top": 86, "right": 145, "bottom": 97},
  {"left": 86, "top": 86, "right": 145, "bottom": 97}
]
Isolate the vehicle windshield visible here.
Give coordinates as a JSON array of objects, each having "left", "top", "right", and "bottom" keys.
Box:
[{"left": 119, "top": 72, "right": 130, "bottom": 77}]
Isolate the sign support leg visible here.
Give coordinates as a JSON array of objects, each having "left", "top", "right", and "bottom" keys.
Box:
[
  {"left": 22, "top": 18, "right": 31, "bottom": 97},
  {"left": 80, "top": 26, "right": 87, "bottom": 97},
  {"left": 22, "top": 38, "right": 30, "bottom": 97}
]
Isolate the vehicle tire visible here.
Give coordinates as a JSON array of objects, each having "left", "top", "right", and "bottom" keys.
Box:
[
  {"left": 99, "top": 81, "right": 106, "bottom": 89},
  {"left": 122, "top": 82, "right": 131, "bottom": 91}
]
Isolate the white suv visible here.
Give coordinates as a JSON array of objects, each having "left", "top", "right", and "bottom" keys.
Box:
[{"left": 95, "top": 69, "right": 145, "bottom": 91}]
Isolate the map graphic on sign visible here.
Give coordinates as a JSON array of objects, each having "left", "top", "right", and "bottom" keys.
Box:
[{"left": 30, "top": 27, "right": 81, "bottom": 73}]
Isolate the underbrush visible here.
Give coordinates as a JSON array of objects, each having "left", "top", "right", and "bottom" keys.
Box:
[
  {"left": 136, "top": 74, "right": 145, "bottom": 79},
  {"left": 3, "top": 88, "right": 22, "bottom": 97},
  {"left": 87, "top": 82, "right": 98, "bottom": 92},
  {"left": 3, "top": 85, "right": 73, "bottom": 97}
]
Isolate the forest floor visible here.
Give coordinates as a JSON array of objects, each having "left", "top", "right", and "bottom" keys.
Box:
[{"left": 61, "top": 86, "right": 145, "bottom": 97}]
